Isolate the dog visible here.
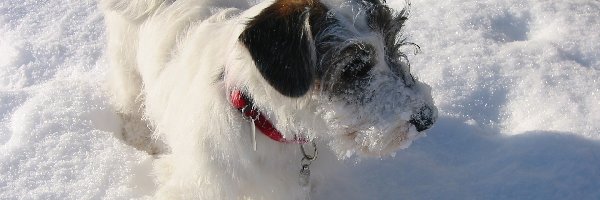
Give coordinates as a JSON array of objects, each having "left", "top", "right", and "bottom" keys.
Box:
[{"left": 101, "top": 0, "right": 437, "bottom": 199}]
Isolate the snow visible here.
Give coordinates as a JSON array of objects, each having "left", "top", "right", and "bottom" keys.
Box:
[{"left": 1, "top": 0, "right": 599, "bottom": 199}]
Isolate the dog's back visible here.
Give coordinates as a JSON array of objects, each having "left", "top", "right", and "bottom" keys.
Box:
[
  {"left": 102, "top": 0, "right": 238, "bottom": 113},
  {"left": 102, "top": 0, "right": 248, "bottom": 154}
]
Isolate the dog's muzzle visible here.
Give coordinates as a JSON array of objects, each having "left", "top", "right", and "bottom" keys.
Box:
[{"left": 409, "top": 105, "right": 437, "bottom": 132}]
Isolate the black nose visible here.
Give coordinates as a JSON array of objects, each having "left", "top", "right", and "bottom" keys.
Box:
[{"left": 409, "top": 106, "right": 436, "bottom": 132}]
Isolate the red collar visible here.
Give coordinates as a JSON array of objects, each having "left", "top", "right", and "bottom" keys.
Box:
[{"left": 230, "top": 90, "right": 308, "bottom": 144}]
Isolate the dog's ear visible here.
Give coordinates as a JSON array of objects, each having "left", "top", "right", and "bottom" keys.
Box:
[{"left": 239, "top": 0, "right": 326, "bottom": 97}]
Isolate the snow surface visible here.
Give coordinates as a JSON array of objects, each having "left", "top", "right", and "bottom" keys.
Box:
[{"left": 1, "top": 0, "right": 600, "bottom": 199}]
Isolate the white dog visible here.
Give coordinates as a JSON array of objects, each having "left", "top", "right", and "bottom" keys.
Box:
[{"left": 101, "top": 0, "right": 437, "bottom": 199}]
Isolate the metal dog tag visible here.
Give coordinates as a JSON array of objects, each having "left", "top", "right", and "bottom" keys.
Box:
[{"left": 299, "top": 164, "right": 311, "bottom": 187}]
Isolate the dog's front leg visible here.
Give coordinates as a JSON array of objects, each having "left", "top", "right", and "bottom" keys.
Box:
[{"left": 102, "top": 4, "right": 167, "bottom": 155}]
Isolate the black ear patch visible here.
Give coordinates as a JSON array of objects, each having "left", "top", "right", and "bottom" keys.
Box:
[{"left": 239, "top": 1, "right": 326, "bottom": 97}]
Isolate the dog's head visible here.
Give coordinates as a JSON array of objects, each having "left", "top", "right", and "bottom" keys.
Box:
[{"left": 237, "top": 0, "right": 437, "bottom": 157}]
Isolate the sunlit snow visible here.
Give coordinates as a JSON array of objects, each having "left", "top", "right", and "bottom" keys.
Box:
[{"left": 1, "top": 0, "right": 599, "bottom": 199}]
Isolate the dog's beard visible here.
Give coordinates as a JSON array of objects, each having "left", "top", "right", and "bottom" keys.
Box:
[{"left": 315, "top": 72, "right": 431, "bottom": 158}]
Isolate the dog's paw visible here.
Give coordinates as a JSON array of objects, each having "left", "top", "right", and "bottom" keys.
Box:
[{"left": 119, "top": 113, "right": 168, "bottom": 155}]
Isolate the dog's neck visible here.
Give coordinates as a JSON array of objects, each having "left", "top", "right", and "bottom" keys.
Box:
[{"left": 230, "top": 89, "right": 309, "bottom": 144}]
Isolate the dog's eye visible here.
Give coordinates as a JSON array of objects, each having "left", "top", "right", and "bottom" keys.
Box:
[{"left": 341, "top": 57, "right": 373, "bottom": 81}]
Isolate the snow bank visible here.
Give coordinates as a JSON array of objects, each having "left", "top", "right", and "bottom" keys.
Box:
[
  {"left": 1, "top": 75, "right": 153, "bottom": 199},
  {"left": 1, "top": 0, "right": 599, "bottom": 199},
  {"left": 1, "top": 1, "right": 154, "bottom": 199},
  {"left": 352, "top": 118, "right": 600, "bottom": 199},
  {"left": 405, "top": 0, "right": 600, "bottom": 137}
]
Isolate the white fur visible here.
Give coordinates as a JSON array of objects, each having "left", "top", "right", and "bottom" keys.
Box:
[{"left": 101, "top": 0, "right": 435, "bottom": 199}]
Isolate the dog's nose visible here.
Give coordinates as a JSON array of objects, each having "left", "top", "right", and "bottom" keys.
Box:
[{"left": 409, "top": 105, "right": 436, "bottom": 132}]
